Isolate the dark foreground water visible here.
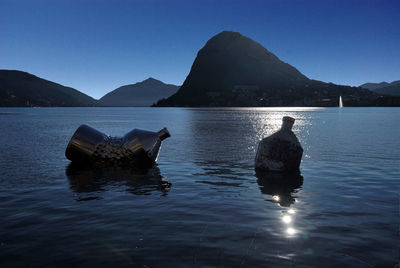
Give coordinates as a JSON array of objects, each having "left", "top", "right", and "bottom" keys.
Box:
[{"left": 0, "top": 107, "right": 398, "bottom": 267}]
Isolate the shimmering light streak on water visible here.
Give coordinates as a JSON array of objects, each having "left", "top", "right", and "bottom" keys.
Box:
[
  {"left": 282, "top": 215, "right": 292, "bottom": 224},
  {"left": 287, "top": 227, "right": 296, "bottom": 235}
]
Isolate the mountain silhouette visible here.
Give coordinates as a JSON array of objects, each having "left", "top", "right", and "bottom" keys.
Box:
[
  {"left": 99, "top": 78, "right": 179, "bottom": 107},
  {"left": 155, "top": 31, "right": 382, "bottom": 107},
  {"left": 0, "top": 70, "right": 98, "bottom": 107},
  {"left": 361, "top": 80, "right": 400, "bottom": 96}
]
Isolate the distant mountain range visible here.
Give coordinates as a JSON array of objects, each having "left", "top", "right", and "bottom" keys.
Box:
[
  {"left": 360, "top": 81, "right": 400, "bottom": 96},
  {"left": 99, "top": 78, "right": 179, "bottom": 107},
  {"left": 0, "top": 70, "right": 97, "bottom": 107},
  {"left": 1, "top": 31, "right": 399, "bottom": 107},
  {"left": 155, "top": 31, "right": 398, "bottom": 107},
  {"left": 0, "top": 70, "right": 179, "bottom": 107}
]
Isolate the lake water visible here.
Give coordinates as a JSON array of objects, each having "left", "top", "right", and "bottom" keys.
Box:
[{"left": 0, "top": 107, "right": 398, "bottom": 267}]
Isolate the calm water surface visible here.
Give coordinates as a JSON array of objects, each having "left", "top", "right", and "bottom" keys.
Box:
[{"left": 0, "top": 107, "right": 398, "bottom": 267}]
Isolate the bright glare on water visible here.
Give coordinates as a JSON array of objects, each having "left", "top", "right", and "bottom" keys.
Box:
[{"left": 0, "top": 107, "right": 398, "bottom": 267}]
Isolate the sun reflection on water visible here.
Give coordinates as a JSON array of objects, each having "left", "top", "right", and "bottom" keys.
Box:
[
  {"left": 272, "top": 195, "right": 280, "bottom": 201},
  {"left": 286, "top": 227, "right": 296, "bottom": 235},
  {"left": 256, "top": 170, "right": 303, "bottom": 239},
  {"left": 282, "top": 210, "right": 297, "bottom": 237},
  {"left": 282, "top": 215, "right": 292, "bottom": 224}
]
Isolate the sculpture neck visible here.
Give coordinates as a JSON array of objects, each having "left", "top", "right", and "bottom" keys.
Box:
[
  {"left": 158, "top": 128, "right": 171, "bottom": 141},
  {"left": 281, "top": 116, "right": 295, "bottom": 131}
]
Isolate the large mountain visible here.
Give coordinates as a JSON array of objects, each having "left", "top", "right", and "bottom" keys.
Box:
[
  {"left": 360, "top": 80, "right": 400, "bottom": 96},
  {"left": 155, "top": 31, "right": 386, "bottom": 107},
  {"left": 100, "top": 78, "right": 179, "bottom": 107},
  {"left": 0, "top": 70, "right": 98, "bottom": 107}
]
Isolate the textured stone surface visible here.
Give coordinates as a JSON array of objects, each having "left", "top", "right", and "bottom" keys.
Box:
[{"left": 255, "top": 117, "right": 303, "bottom": 172}]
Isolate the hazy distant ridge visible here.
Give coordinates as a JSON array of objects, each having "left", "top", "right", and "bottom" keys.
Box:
[
  {"left": 99, "top": 78, "right": 179, "bottom": 107},
  {"left": 360, "top": 81, "right": 400, "bottom": 96},
  {"left": 0, "top": 70, "right": 98, "bottom": 107}
]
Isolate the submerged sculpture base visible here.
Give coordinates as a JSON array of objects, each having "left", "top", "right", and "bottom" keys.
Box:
[
  {"left": 256, "top": 170, "right": 303, "bottom": 207},
  {"left": 66, "top": 163, "right": 172, "bottom": 196}
]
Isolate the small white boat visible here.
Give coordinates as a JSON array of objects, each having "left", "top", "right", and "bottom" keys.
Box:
[{"left": 339, "top": 96, "right": 343, "bottom": 108}]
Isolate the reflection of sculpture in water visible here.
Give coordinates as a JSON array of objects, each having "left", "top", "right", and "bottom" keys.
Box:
[
  {"left": 66, "top": 163, "right": 171, "bottom": 197},
  {"left": 256, "top": 170, "right": 303, "bottom": 207},
  {"left": 256, "top": 170, "right": 303, "bottom": 236}
]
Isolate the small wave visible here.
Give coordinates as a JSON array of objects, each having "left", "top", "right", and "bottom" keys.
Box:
[
  {"left": 195, "top": 180, "right": 244, "bottom": 187},
  {"left": 0, "top": 113, "right": 23, "bottom": 116}
]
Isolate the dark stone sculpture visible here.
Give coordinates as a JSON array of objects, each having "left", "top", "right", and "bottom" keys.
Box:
[
  {"left": 255, "top": 116, "right": 303, "bottom": 172},
  {"left": 65, "top": 125, "right": 170, "bottom": 168}
]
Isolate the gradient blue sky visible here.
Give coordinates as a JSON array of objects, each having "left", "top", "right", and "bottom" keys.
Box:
[{"left": 1, "top": 0, "right": 399, "bottom": 99}]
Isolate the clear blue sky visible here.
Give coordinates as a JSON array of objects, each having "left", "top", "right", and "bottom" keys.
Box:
[{"left": 1, "top": 0, "right": 399, "bottom": 99}]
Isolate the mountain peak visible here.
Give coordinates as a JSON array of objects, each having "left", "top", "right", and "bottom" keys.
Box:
[
  {"left": 203, "top": 30, "right": 259, "bottom": 52},
  {"left": 155, "top": 31, "right": 309, "bottom": 106},
  {"left": 99, "top": 78, "right": 179, "bottom": 107},
  {"left": 143, "top": 77, "right": 160, "bottom": 83},
  {"left": 154, "top": 31, "right": 383, "bottom": 107},
  {"left": 213, "top": 30, "right": 243, "bottom": 39}
]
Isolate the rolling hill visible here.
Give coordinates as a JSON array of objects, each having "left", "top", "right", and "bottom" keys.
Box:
[
  {"left": 100, "top": 78, "right": 179, "bottom": 107},
  {"left": 0, "top": 70, "right": 98, "bottom": 107},
  {"left": 361, "top": 81, "right": 400, "bottom": 96}
]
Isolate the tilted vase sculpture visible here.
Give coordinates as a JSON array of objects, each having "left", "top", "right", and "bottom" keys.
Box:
[{"left": 65, "top": 125, "right": 170, "bottom": 168}]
